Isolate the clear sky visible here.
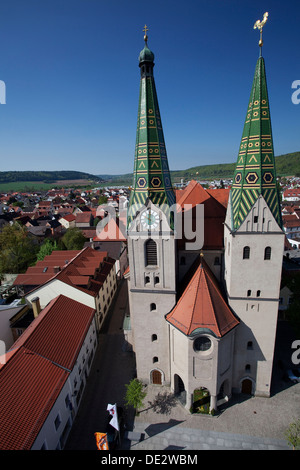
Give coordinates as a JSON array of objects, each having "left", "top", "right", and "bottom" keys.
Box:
[{"left": 0, "top": 0, "right": 299, "bottom": 175}]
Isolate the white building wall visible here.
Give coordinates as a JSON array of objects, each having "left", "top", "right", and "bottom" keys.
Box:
[
  {"left": 31, "top": 318, "right": 98, "bottom": 450},
  {"left": 26, "top": 280, "right": 95, "bottom": 310},
  {"left": 224, "top": 195, "right": 285, "bottom": 397}
]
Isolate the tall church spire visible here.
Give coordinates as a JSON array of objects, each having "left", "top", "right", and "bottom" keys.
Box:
[
  {"left": 127, "top": 26, "right": 176, "bottom": 229},
  {"left": 231, "top": 14, "right": 282, "bottom": 230}
]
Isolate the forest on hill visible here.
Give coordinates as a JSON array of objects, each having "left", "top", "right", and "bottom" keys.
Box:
[
  {"left": 98, "top": 151, "right": 300, "bottom": 185},
  {"left": 0, "top": 170, "right": 102, "bottom": 184}
]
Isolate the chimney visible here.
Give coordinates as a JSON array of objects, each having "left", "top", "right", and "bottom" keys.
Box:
[{"left": 31, "top": 297, "right": 41, "bottom": 318}]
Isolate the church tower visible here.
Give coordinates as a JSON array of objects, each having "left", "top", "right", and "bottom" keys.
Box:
[
  {"left": 127, "top": 27, "right": 177, "bottom": 386},
  {"left": 224, "top": 14, "right": 285, "bottom": 396}
]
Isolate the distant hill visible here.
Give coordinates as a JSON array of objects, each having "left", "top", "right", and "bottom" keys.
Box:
[
  {"left": 98, "top": 151, "right": 300, "bottom": 185},
  {"left": 0, "top": 170, "right": 102, "bottom": 185}
]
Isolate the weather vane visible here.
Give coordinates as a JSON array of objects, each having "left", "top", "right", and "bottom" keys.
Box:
[
  {"left": 253, "top": 12, "right": 268, "bottom": 53},
  {"left": 143, "top": 24, "right": 149, "bottom": 44}
]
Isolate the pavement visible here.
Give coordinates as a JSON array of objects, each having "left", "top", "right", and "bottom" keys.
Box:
[{"left": 65, "top": 278, "right": 300, "bottom": 452}]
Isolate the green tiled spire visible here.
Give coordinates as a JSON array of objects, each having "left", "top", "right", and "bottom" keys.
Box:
[
  {"left": 231, "top": 56, "right": 282, "bottom": 230},
  {"left": 127, "top": 28, "right": 176, "bottom": 229}
]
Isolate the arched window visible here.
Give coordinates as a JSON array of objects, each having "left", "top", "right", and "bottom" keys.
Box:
[
  {"left": 145, "top": 239, "right": 157, "bottom": 266},
  {"left": 150, "top": 303, "right": 156, "bottom": 311},
  {"left": 264, "top": 246, "right": 271, "bottom": 260},
  {"left": 243, "top": 246, "right": 250, "bottom": 259},
  {"left": 153, "top": 357, "right": 158, "bottom": 363},
  {"left": 257, "top": 290, "right": 261, "bottom": 297},
  {"left": 247, "top": 289, "right": 251, "bottom": 297},
  {"left": 151, "top": 334, "right": 157, "bottom": 342}
]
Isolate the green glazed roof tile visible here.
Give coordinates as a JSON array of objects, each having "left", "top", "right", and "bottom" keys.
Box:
[
  {"left": 231, "top": 56, "right": 282, "bottom": 230},
  {"left": 128, "top": 37, "right": 175, "bottom": 229}
]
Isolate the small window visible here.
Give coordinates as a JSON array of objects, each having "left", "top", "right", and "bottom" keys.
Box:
[
  {"left": 247, "top": 290, "right": 251, "bottom": 297},
  {"left": 264, "top": 246, "right": 271, "bottom": 260},
  {"left": 152, "top": 334, "right": 157, "bottom": 342},
  {"left": 245, "top": 364, "right": 251, "bottom": 372},
  {"left": 153, "top": 357, "right": 158, "bottom": 363},
  {"left": 154, "top": 276, "right": 159, "bottom": 285},
  {"left": 145, "top": 276, "right": 150, "bottom": 284},
  {"left": 54, "top": 414, "right": 61, "bottom": 431},
  {"left": 247, "top": 341, "right": 253, "bottom": 350},
  {"left": 257, "top": 290, "right": 261, "bottom": 297},
  {"left": 243, "top": 246, "right": 250, "bottom": 259},
  {"left": 194, "top": 336, "right": 211, "bottom": 352},
  {"left": 150, "top": 303, "right": 156, "bottom": 311},
  {"left": 254, "top": 216, "right": 258, "bottom": 223}
]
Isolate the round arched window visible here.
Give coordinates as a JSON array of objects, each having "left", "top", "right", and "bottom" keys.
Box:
[{"left": 193, "top": 336, "right": 211, "bottom": 352}]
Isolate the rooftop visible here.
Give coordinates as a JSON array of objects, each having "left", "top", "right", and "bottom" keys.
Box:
[
  {"left": 166, "top": 255, "right": 239, "bottom": 338},
  {"left": 0, "top": 294, "right": 95, "bottom": 450}
]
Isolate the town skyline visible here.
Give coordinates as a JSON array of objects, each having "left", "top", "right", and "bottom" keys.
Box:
[{"left": 0, "top": 1, "right": 299, "bottom": 175}]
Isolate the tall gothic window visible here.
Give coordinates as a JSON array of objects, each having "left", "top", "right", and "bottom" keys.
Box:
[
  {"left": 145, "top": 239, "right": 157, "bottom": 266},
  {"left": 243, "top": 246, "right": 250, "bottom": 259},
  {"left": 264, "top": 246, "right": 271, "bottom": 260}
]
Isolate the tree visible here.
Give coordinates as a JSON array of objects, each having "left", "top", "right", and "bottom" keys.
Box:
[
  {"left": 284, "top": 419, "right": 300, "bottom": 450},
  {"left": 36, "top": 239, "right": 58, "bottom": 261},
  {"left": 61, "top": 227, "right": 86, "bottom": 250},
  {"left": 98, "top": 195, "right": 108, "bottom": 205},
  {"left": 124, "top": 379, "right": 146, "bottom": 414},
  {"left": 0, "top": 223, "right": 38, "bottom": 274}
]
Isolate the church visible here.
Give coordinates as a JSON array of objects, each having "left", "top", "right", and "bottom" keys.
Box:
[{"left": 126, "top": 22, "right": 285, "bottom": 413}]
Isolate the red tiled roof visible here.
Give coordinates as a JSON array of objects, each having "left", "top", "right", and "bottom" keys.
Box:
[
  {"left": 12, "top": 294, "right": 96, "bottom": 370},
  {"left": 284, "top": 219, "right": 300, "bottom": 228},
  {"left": 14, "top": 247, "right": 114, "bottom": 297},
  {"left": 0, "top": 346, "right": 69, "bottom": 450},
  {"left": 166, "top": 256, "right": 239, "bottom": 338},
  {"left": 176, "top": 180, "right": 227, "bottom": 250},
  {"left": 76, "top": 212, "right": 92, "bottom": 223},
  {"left": 61, "top": 213, "right": 76, "bottom": 222},
  {"left": 0, "top": 295, "right": 96, "bottom": 450}
]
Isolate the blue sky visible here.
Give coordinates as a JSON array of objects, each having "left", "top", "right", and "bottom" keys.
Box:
[{"left": 0, "top": 0, "right": 299, "bottom": 175}]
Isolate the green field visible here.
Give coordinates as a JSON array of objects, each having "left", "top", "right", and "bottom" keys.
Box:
[{"left": 0, "top": 181, "right": 55, "bottom": 193}]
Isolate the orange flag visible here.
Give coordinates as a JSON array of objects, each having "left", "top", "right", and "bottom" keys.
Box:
[{"left": 95, "top": 432, "right": 109, "bottom": 450}]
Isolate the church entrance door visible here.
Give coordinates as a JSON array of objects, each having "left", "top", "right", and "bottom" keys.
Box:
[
  {"left": 241, "top": 378, "right": 253, "bottom": 395},
  {"left": 152, "top": 370, "right": 162, "bottom": 385}
]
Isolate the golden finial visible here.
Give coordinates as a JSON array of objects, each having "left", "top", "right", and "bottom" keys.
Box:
[
  {"left": 143, "top": 24, "right": 149, "bottom": 44},
  {"left": 254, "top": 12, "right": 268, "bottom": 51}
]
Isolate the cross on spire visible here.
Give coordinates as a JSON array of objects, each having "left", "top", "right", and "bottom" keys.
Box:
[{"left": 143, "top": 24, "right": 149, "bottom": 43}]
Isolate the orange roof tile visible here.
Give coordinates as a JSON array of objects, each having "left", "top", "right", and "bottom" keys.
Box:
[
  {"left": 0, "top": 347, "right": 68, "bottom": 450},
  {"left": 166, "top": 256, "right": 239, "bottom": 338},
  {"left": 0, "top": 295, "right": 96, "bottom": 450},
  {"left": 14, "top": 247, "right": 113, "bottom": 297},
  {"left": 176, "top": 181, "right": 227, "bottom": 250},
  {"left": 12, "top": 295, "right": 96, "bottom": 371}
]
